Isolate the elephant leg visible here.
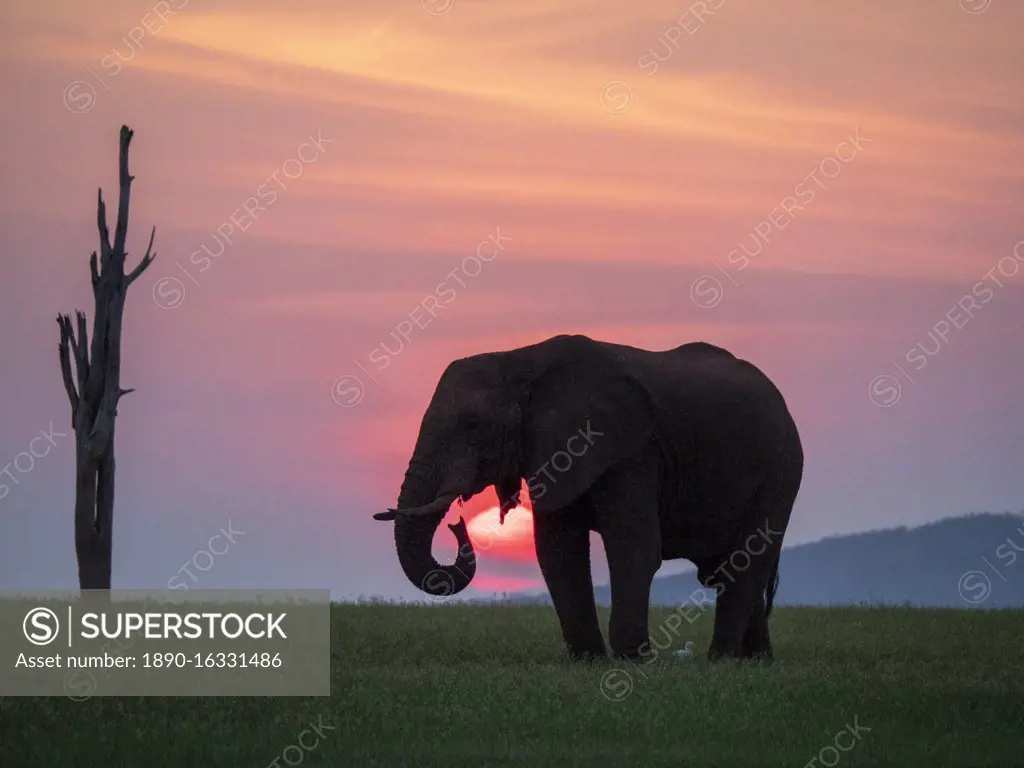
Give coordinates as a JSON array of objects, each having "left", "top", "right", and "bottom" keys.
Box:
[
  {"left": 742, "top": 597, "right": 772, "bottom": 659},
  {"left": 709, "top": 456, "right": 798, "bottom": 661},
  {"left": 591, "top": 453, "right": 662, "bottom": 661},
  {"left": 533, "top": 499, "right": 606, "bottom": 659},
  {"left": 708, "top": 568, "right": 760, "bottom": 661}
]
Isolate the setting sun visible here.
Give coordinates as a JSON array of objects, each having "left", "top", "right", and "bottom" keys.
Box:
[{"left": 466, "top": 504, "right": 535, "bottom": 558}]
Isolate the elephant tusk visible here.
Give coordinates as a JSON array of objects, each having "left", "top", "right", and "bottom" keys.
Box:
[
  {"left": 375, "top": 492, "right": 458, "bottom": 521},
  {"left": 498, "top": 492, "right": 520, "bottom": 525}
]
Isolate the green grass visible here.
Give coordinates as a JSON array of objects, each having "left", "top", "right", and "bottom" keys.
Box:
[{"left": 3, "top": 604, "right": 1023, "bottom": 767}]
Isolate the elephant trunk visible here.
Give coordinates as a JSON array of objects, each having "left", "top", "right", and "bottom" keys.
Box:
[
  {"left": 394, "top": 514, "right": 476, "bottom": 597},
  {"left": 391, "top": 459, "right": 476, "bottom": 597}
]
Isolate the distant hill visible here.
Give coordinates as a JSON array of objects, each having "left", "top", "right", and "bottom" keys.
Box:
[{"left": 504, "top": 513, "right": 1024, "bottom": 608}]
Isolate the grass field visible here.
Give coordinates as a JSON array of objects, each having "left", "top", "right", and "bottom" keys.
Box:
[{"left": 3, "top": 604, "right": 1022, "bottom": 767}]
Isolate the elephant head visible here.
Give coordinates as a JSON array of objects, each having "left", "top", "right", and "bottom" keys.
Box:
[{"left": 373, "top": 335, "right": 657, "bottom": 597}]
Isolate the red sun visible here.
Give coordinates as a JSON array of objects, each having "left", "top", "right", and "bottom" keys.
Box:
[{"left": 465, "top": 503, "right": 535, "bottom": 561}]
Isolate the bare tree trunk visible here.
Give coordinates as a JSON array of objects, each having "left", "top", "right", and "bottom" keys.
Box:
[{"left": 57, "top": 125, "right": 155, "bottom": 591}]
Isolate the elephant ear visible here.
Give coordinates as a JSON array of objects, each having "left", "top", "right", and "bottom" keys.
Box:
[{"left": 519, "top": 354, "right": 657, "bottom": 514}]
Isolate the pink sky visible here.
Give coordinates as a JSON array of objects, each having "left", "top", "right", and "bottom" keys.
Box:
[{"left": 0, "top": 0, "right": 1022, "bottom": 598}]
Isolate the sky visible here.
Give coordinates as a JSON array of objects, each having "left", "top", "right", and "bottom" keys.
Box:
[{"left": 0, "top": 0, "right": 1022, "bottom": 600}]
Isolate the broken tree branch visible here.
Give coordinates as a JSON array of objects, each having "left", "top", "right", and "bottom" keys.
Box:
[
  {"left": 74, "top": 309, "right": 90, "bottom": 387},
  {"left": 111, "top": 126, "right": 135, "bottom": 261},
  {"left": 96, "top": 189, "right": 111, "bottom": 268},
  {"left": 56, "top": 315, "right": 79, "bottom": 421},
  {"left": 126, "top": 226, "right": 156, "bottom": 285}
]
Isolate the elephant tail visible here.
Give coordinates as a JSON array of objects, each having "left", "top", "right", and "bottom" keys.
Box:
[{"left": 765, "top": 561, "right": 780, "bottom": 617}]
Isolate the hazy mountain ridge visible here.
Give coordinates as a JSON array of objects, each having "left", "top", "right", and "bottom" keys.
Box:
[{"left": 500, "top": 513, "right": 1024, "bottom": 608}]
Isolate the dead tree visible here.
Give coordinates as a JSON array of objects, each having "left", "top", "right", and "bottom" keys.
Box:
[{"left": 57, "top": 125, "right": 155, "bottom": 590}]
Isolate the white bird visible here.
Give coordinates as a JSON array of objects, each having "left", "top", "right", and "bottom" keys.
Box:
[{"left": 674, "top": 641, "right": 696, "bottom": 661}]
